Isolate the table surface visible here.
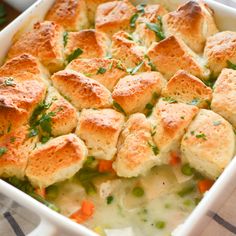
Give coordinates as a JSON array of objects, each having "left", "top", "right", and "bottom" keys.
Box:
[{"left": 1, "top": 0, "right": 236, "bottom": 236}]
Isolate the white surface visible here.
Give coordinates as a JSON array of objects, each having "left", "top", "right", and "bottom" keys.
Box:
[{"left": 1, "top": 0, "right": 236, "bottom": 236}]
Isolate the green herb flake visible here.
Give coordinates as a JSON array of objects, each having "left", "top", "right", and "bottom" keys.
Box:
[
  {"left": 145, "top": 103, "right": 153, "bottom": 110},
  {"left": 28, "top": 128, "right": 38, "bottom": 138},
  {"left": 190, "top": 131, "right": 195, "bottom": 135},
  {"left": 4, "top": 78, "right": 16, "bottom": 87},
  {"left": 113, "top": 101, "right": 127, "bottom": 115},
  {"left": 7, "top": 124, "right": 11, "bottom": 133},
  {"left": 127, "top": 61, "right": 144, "bottom": 75},
  {"left": 130, "top": 13, "right": 139, "bottom": 28},
  {"left": 108, "top": 61, "right": 113, "bottom": 70},
  {"left": 181, "top": 116, "right": 185, "bottom": 120},
  {"left": 67, "top": 48, "right": 83, "bottom": 63},
  {"left": 148, "top": 61, "right": 157, "bottom": 71},
  {"left": 63, "top": 32, "right": 68, "bottom": 47},
  {"left": 162, "top": 97, "right": 177, "bottom": 104},
  {"left": 188, "top": 98, "right": 199, "bottom": 106},
  {"left": 0, "top": 147, "right": 7, "bottom": 156},
  {"left": 136, "top": 3, "right": 146, "bottom": 13},
  {"left": 227, "top": 60, "right": 236, "bottom": 70},
  {"left": 155, "top": 220, "right": 166, "bottom": 229},
  {"left": 116, "top": 61, "right": 125, "bottom": 71},
  {"left": 41, "top": 136, "right": 50, "bottom": 144},
  {"left": 84, "top": 156, "right": 96, "bottom": 167},
  {"left": 106, "top": 195, "right": 114, "bottom": 204},
  {"left": 181, "top": 163, "right": 195, "bottom": 176},
  {"left": 97, "top": 67, "right": 107, "bottom": 74},
  {"left": 196, "top": 133, "right": 207, "bottom": 140},
  {"left": 10, "top": 137, "right": 15, "bottom": 143},
  {"left": 132, "top": 186, "right": 144, "bottom": 197},
  {"left": 148, "top": 141, "right": 159, "bottom": 155},
  {"left": 146, "top": 16, "right": 165, "bottom": 40},
  {"left": 213, "top": 121, "right": 221, "bottom": 126}
]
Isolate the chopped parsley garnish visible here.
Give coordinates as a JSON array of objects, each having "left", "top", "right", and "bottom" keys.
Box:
[
  {"left": 162, "top": 97, "right": 177, "bottom": 104},
  {"left": 136, "top": 3, "right": 146, "bottom": 13},
  {"left": 181, "top": 116, "right": 185, "bottom": 120},
  {"left": 151, "top": 126, "right": 156, "bottom": 137},
  {"left": 97, "top": 67, "right": 107, "bottom": 74},
  {"left": 0, "top": 4, "right": 7, "bottom": 26},
  {"left": 213, "top": 121, "right": 221, "bottom": 126},
  {"left": 127, "top": 61, "right": 144, "bottom": 75},
  {"left": 130, "top": 13, "right": 139, "bottom": 28},
  {"left": 84, "top": 156, "right": 96, "bottom": 167},
  {"left": 148, "top": 141, "right": 159, "bottom": 155},
  {"left": 108, "top": 61, "right": 113, "bottom": 70},
  {"left": 76, "top": 168, "right": 107, "bottom": 195},
  {"left": 188, "top": 98, "right": 199, "bottom": 106},
  {"left": 196, "top": 133, "right": 207, "bottom": 140},
  {"left": 41, "top": 135, "right": 50, "bottom": 144},
  {"left": 190, "top": 131, "right": 195, "bottom": 135},
  {"left": 116, "top": 61, "right": 125, "bottom": 71},
  {"left": 227, "top": 60, "right": 236, "bottom": 70},
  {"left": 181, "top": 163, "right": 195, "bottom": 176},
  {"left": 10, "top": 137, "right": 15, "bottom": 143},
  {"left": 132, "top": 186, "right": 144, "bottom": 197},
  {"left": 155, "top": 221, "right": 166, "bottom": 229},
  {"left": 0, "top": 147, "right": 7, "bottom": 156},
  {"left": 7, "top": 124, "right": 11, "bottom": 133},
  {"left": 28, "top": 128, "right": 38, "bottom": 138},
  {"left": 37, "top": 112, "right": 56, "bottom": 134},
  {"left": 67, "top": 48, "right": 83, "bottom": 63},
  {"left": 4, "top": 78, "right": 16, "bottom": 87},
  {"left": 113, "top": 101, "right": 127, "bottom": 115},
  {"left": 63, "top": 32, "right": 68, "bottom": 47},
  {"left": 145, "top": 103, "right": 154, "bottom": 110},
  {"left": 148, "top": 61, "right": 157, "bottom": 71},
  {"left": 106, "top": 195, "right": 114, "bottom": 204},
  {"left": 146, "top": 16, "right": 165, "bottom": 40}
]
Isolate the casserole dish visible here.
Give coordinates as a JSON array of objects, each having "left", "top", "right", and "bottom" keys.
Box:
[{"left": 1, "top": 0, "right": 236, "bottom": 235}]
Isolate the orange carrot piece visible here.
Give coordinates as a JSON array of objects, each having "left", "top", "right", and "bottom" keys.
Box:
[
  {"left": 98, "top": 160, "right": 114, "bottom": 173},
  {"left": 35, "top": 187, "right": 46, "bottom": 198},
  {"left": 198, "top": 179, "right": 214, "bottom": 194},
  {"left": 70, "top": 200, "right": 95, "bottom": 223},
  {"left": 169, "top": 152, "right": 181, "bottom": 166}
]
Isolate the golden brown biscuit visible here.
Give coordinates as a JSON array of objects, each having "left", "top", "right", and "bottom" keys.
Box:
[
  {"left": 51, "top": 69, "right": 112, "bottom": 110},
  {"left": 0, "top": 77, "right": 47, "bottom": 135},
  {"left": 147, "top": 35, "right": 210, "bottom": 80},
  {"left": 95, "top": 0, "right": 136, "bottom": 36},
  {"left": 66, "top": 58, "right": 127, "bottom": 91},
  {"left": 0, "top": 54, "right": 50, "bottom": 83},
  {"left": 65, "top": 30, "right": 110, "bottom": 60},
  {"left": 211, "top": 68, "right": 236, "bottom": 128},
  {"left": 26, "top": 134, "right": 87, "bottom": 188},
  {"left": 162, "top": 70, "right": 212, "bottom": 108},
  {"left": 162, "top": 1, "right": 218, "bottom": 53},
  {"left": 113, "top": 113, "right": 159, "bottom": 177},
  {"left": 149, "top": 99, "right": 199, "bottom": 164},
  {"left": 8, "top": 21, "right": 64, "bottom": 73},
  {"left": 46, "top": 0, "right": 88, "bottom": 31},
  {"left": 45, "top": 87, "right": 78, "bottom": 136},
  {"left": 76, "top": 108, "right": 124, "bottom": 160},
  {"left": 0, "top": 126, "right": 38, "bottom": 179},
  {"left": 112, "top": 71, "right": 166, "bottom": 114},
  {"left": 134, "top": 4, "right": 168, "bottom": 48},
  {"left": 181, "top": 109, "right": 235, "bottom": 179},
  {"left": 111, "top": 31, "right": 151, "bottom": 72},
  {"left": 204, "top": 31, "right": 236, "bottom": 77},
  {"left": 86, "top": 0, "right": 112, "bottom": 24}
]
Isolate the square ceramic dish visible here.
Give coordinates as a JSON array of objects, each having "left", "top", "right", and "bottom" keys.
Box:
[{"left": 1, "top": 0, "right": 236, "bottom": 235}]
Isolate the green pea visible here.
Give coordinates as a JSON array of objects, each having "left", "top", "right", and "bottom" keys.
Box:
[
  {"left": 132, "top": 186, "right": 144, "bottom": 197},
  {"left": 155, "top": 220, "right": 166, "bottom": 229},
  {"left": 181, "top": 163, "right": 194, "bottom": 176}
]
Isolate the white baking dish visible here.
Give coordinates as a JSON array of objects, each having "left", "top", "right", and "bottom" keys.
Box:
[{"left": 1, "top": 0, "right": 236, "bottom": 235}]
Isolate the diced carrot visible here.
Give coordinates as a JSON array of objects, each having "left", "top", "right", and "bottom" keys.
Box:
[
  {"left": 98, "top": 160, "right": 114, "bottom": 173},
  {"left": 197, "top": 179, "right": 214, "bottom": 194},
  {"left": 70, "top": 200, "right": 95, "bottom": 223},
  {"left": 35, "top": 187, "right": 46, "bottom": 198},
  {"left": 169, "top": 152, "right": 181, "bottom": 166}
]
